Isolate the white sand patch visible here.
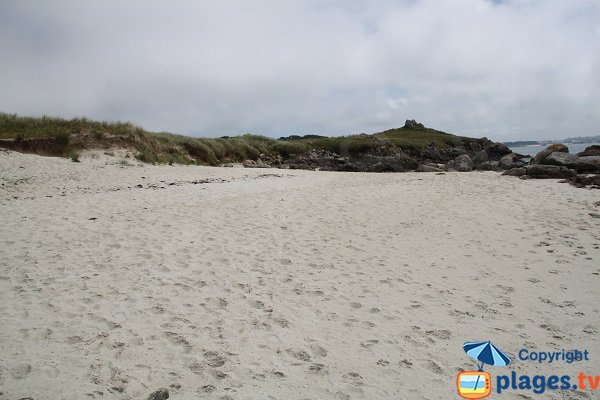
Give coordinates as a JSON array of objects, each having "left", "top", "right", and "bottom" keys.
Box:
[{"left": 1, "top": 151, "right": 599, "bottom": 399}]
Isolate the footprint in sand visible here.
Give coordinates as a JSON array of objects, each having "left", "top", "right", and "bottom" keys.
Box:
[
  {"left": 287, "top": 349, "right": 311, "bottom": 362},
  {"left": 308, "top": 363, "right": 327, "bottom": 374},
  {"left": 187, "top": 361, "right": 203, "bottom": 375},
  {"left": 342, "top": 372, "right": 363, "bottom": 385},
  {"left": 204, "top": 351, "right": 226, "bottom": 367},
  {"left": 248, "top": 299, "right": 265, "bottom": 309},
  {"left": 349, "top": 301, "right": 362, "bottom": 309},
  {"left": 425, "top": 329, "right": 451, "bottom": 340},
  {"left": 10, "top": 364, "right": 32, "bottom": 379},
  {"left": 425, "top": 360, "right": 444, "bottom": 375},
  {"left": 360, "top": 339, "right": 379, "bottom": 349},
  {"left": 309, "top": 343, "right": 328, "bottom": 357},
  {"left": 209, "top": 369, "right": 228, "bottom": 380},
  {"left": 162, "top": 331, "right": 192, "bottom": 353}
]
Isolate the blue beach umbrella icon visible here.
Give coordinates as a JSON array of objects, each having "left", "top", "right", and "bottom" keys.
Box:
[
  {"left": 464, "top": 341, "right": 511, "bottom": 370},
  {"left": 463, "top": 341, "right": 511, "bottom": 391}
]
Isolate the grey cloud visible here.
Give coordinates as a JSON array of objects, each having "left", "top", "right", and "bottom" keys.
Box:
[{"left": 0, "top": 0, "right": 598, "bottom": 140}]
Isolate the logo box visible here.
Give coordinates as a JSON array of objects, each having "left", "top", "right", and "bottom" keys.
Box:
[{"left": 457, "top": 371, "right": 492, "bottom": 399}]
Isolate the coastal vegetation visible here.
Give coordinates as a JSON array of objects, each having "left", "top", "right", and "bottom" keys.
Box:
[{"left": 0, "top": 113, "right": 489, "bottom": 166}]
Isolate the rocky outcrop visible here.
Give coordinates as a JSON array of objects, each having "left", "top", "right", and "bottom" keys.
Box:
[
  {"left": 282, "top": 150, "right": 348, "bottom": 170},
  {"left": 421, "top": 143, "right": 443, "bottom": 162},
  {"left": 577, "top": 145, "right": 600, "bottom": 157},
  {"left": 445, "top": 155, "right": 473, "bottom": 172},
  {"left": 535, "top": 151, "right": 600, "bottom": 174},
  {"left": 280, "top": 149, "right": 421, "bottom": 172},
  {"left": 532, "top": 144, "right": 569, "bottom": 164},
  {"left": 568, "top": 174, "right": 600, "bottom": 188},
  {"left": 404, "top": 119, "right": 425, "bottom": 129},
  {"left": 500, "top": 143, "right": 599, "bottom": 187},
  {"left": 481, "top": 139, "right": 511, "bottom": 159},
  {"left": 526, "top": 164, "right": 577, "bottom": 179},
  {"left": 503, "top": 164, "right": 577, "bottom": 179}
]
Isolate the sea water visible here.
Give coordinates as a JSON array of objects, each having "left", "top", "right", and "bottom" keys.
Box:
[{"left": 508, "top": 143, "right": 600, "bottom": 157}]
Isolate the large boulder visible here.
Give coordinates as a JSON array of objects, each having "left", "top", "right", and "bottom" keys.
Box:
[
  {"left": 525, "top": 164, "right": 576, "bottom": 179},
  {"left": 577, "top": 145, "right": 600, "bottom": 157},
  {"left": 502, "top": 167, "right": 526, "bottom": 177},
  {"left": 471, "top": 150, "right": 488, "bottom": 166},
  {"left": 499, "top": 153, "right": 525, "bottom": 170},
  {"left": 576, "top": 156, "right": 600, "bottom": 173},
  {"left": 445, "top": 154, "right": 473, "bottom": 172},
  {"left": 532, "top": 143, "right": 569, "bottom": 164},
  {"left": 541, "top": 152, "right": 580, "bottom": 168}
]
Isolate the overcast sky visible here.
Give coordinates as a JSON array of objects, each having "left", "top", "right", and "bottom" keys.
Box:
[{"left": 1, "top": 0, "right": 599, "bottom": 140}]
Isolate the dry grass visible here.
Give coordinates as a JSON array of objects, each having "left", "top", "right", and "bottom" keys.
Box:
[{"left": 0, "top": 113, "right": 485, "bottom": 164}]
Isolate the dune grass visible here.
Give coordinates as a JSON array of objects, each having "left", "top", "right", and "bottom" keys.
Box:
[
  {"left": 0, "top": 113, "right": 144, "bottom": 140},
  {"left": 0, "top": 112, "right": 478, "bottom": 164}
]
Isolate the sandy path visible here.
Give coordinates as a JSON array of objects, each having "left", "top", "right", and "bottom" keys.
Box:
[{"left": 1, "top": 151, "right": 599, "bottom": 399}]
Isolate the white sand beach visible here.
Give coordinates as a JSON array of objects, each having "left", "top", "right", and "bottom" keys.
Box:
[{"left": 1, "top": 150, "right": 599, "bottom": 399}]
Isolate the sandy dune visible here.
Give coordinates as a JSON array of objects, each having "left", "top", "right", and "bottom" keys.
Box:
[{"left": 1, "top": 150, "right": 599, "bottom": 399}]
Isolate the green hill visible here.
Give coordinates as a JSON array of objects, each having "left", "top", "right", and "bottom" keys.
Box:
[{"left": 0, "top": 113, "right": 508, "bottom": 167}]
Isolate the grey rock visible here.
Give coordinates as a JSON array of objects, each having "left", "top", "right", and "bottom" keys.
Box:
[
  {"left": 219, "top": 162, "right": 243, "bottom": 168},
  {"left": 541, "top": 152, "right": 580, "bottom": 168},
  {"left": 576, "top": 156, "right": 600, "bottom": 173},
  {"left": 577, "top": 145, "right": 600, "bottom": 157},
  {"left": 471, "top": 150, "right": 488, "bottom": 165},
  {"left": 532, "top": 144, "right": 569, "bottom": 164},
  {"left": 242, "top": 159, "right": 270, "bottom": 168},
  {"left": 147, "top": 388, "right": 169, "bottom": 400},
  {"left": 475, "top": 160, "right": 499, "bottom": 171},
  {"left": 482, "top": 140, "right": 511, "bottom": 159},
  {"left": 416, "top": 164, "right": 444, "bottom": 172},
  {"left": 404, "top": 119, "right": 425, "bottom": 129},
  {"left": 445, "top": 154, "right": 473, "bottom": 172},
  {"left": 366, "top": 162, "right": 393, "bottom": 172},
  {"left": 378, "top": 153, "right": 416, "bottom": 171},
  {"left": 502, "top": 167, "right": 526, "bottom": 176},
  {"left": 422, "top": 143, "right": 442, "bottom": 161},
  {"left": 525, "top": 164, "right": 577, "bottom": 179},
  {"left": 499, "top": 153, "right": 524, "bottom": 170},
  {"left": 568, "top": 174, "right": 600, "bottom": 188}
]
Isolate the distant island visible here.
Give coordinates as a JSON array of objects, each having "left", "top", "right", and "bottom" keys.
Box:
[{"left": 504, "top": 135, "right": 600, "bottom": 147}]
